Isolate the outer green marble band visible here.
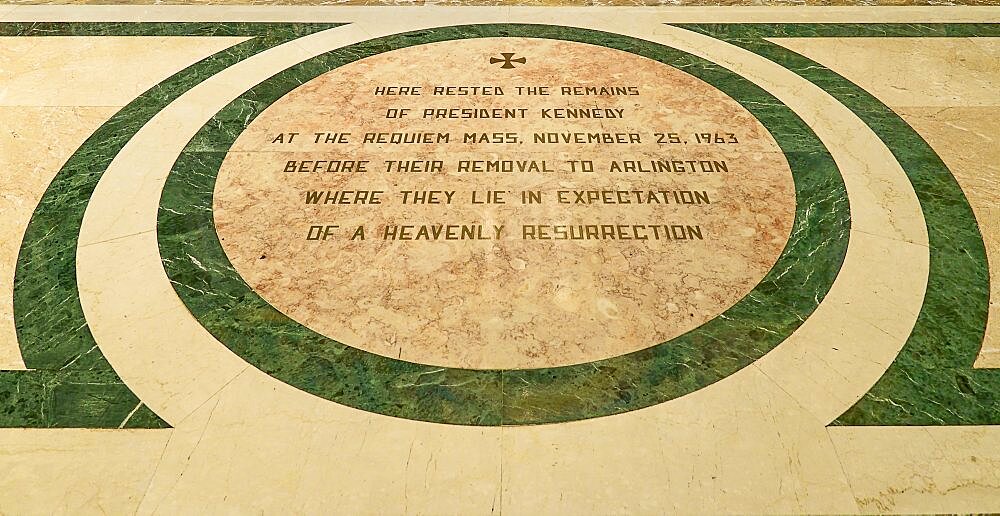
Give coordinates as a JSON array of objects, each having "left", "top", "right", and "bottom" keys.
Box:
[
  {"left": 674, "top": 23, "right": 998, "bottom": 425},
  {"left": 3, "top": 22, "right": 344, "bottom": 428},
  {"left": 158, "top": 24, "right": 849, "bottom": 426}
]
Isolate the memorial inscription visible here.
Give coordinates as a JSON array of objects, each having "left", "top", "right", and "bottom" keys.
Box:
[{"left": 213, "top": 38, "right": 797, "bottom": 369}]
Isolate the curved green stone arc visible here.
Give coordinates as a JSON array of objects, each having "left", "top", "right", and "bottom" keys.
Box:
[
  {"left": 3, "top": 22, "right": 344, "bottom": 428},
  {"left": 158, "top": 24, "right": 849, "bottom": 426},
  {"left": 674, "top": 23, "right": 997, "bottom": 425}
]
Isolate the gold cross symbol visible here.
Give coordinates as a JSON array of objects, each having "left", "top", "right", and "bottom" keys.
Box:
[{"left": 490, "top": 53, "right": 526, "bottom": 69}]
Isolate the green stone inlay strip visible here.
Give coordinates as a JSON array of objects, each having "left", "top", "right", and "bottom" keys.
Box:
[
  {"left": 674, "top": 23, "right": 998, "bottom": 425},
  {"left": 1, "top": 22, "right": 331, "bottom": 37},
  {"left": 159, "top": 24, "right": 849, "bottom": 426},
  {"left": 0, "top": 370, "right": 162, "bottom": 429},
  {"left": 4, "top": 22, "right": 345, "bottom": 428}
]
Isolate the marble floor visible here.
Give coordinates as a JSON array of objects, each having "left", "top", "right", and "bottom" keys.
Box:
[{"left": 0, "top": 5, "right": 999, "bottom": 514}]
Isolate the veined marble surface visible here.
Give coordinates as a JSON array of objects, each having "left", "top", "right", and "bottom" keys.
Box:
[{"left": 0, "top": 6, "right": 998, "bottom": 514}]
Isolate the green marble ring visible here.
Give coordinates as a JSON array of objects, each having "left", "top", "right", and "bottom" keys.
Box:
[{"left": 157, "top": 24, "right": 850, "bottom": 426}]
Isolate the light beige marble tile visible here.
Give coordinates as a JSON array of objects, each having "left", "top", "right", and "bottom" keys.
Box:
[
  {"left": 0, "top": 106, "right": 117, "bottom": 370},
  {"left": 0, "top": 429, "right": 169, "bottom": 515},
  {"left": 0, "top": 36, "right": 248, "bottom": 107},
  {"left": 502, "top": 367, "right": 859, "bottom": 514},
  {"left": 830, "top": 426, "right": 1000, "bottom": 514},
  {"left": 772, "top": 38, "right": 1000, "bottom": 108},
  {"left": 137, "top": 370, "right": 502, "bottom": 515}
]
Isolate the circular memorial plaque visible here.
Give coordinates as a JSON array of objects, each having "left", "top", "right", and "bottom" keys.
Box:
[{"left": 213, "top": 38, "right": 796, "bottom": 370}]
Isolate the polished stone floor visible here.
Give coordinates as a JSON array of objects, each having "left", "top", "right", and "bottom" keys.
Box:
[{"left": 0, "top": 5, "right": 998, "bottom": 514}]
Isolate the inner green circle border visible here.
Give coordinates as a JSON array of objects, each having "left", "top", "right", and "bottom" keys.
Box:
[{"left": 157, "top": 24, "right": 850, "bottom": 426}]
